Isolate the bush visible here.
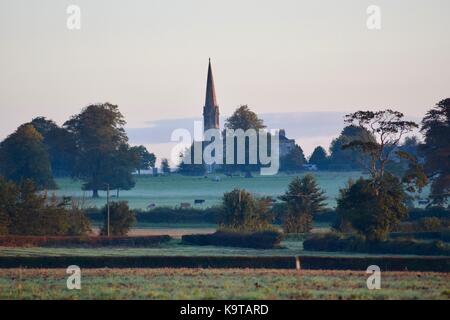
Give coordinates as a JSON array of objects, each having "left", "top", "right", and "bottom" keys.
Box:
[
  {"left": 335, "top": 175, "right": 408, "bottom": 241},
  {"left": 100, "top": 201, "right": 136, "bottom": 236},
  {"left": 182, "top": 231, "right": 283, "bottom": 249},
  {"left": 220, "top": 189, "right": 274, "bottom": 232},
  {"left": 0, "top": 178, "right": 91, "bottom": 236},
  {"left": 303, "top": 233, "right": 450, "bottom": 256}
]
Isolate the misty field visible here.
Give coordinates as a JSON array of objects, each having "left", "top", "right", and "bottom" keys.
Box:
[
  {"left": 0, "top": 268, "right": 448, "bottom": 300},
  {"left": 53, "top": 171, "right": 365, "bottom": 209}
]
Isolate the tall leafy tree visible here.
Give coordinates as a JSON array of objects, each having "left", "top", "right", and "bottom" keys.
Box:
[
  {"left": 130, "top": 145, "right": 156, "bottom": 175},
  {"left": 335, "top": 109, "right": 428, "bottom": 240},
  {"left": 280, "top": 144, "right": 307, "bottom": 171},
  {"left": 421, "top": 98, "right": 450, "bottom": 206},
  {"left": 223, "top": 105, "right": 266, "bottom": 174},
  {"left": 329, "top": 125, "right": 376, "bottom": 171},
  {"left": 279, "top": 175, "right": 327, "bottom": 233},
  {"left": 309, "top": 146, "right": 329, "bottom": 170},
  {"left": 64, "top": 103, "right": 132, "bottom": 198},
  {"left": 30, "top": 117, "right": 76, "bottom": 177},
  {"left": 344, "top": 110, "right": 420, "bottom": 181},
  {"left": 336, "top": 175, "right": 408, "bottom": 241},
  {"left": 106, "top": 144, "right": 139, "bottom": 197},
  {"left": 0, "top": 124, "right": 56, "bottom": 190},
  {"left": 224, "top": 105, "right": 266, "bottom": 131}
]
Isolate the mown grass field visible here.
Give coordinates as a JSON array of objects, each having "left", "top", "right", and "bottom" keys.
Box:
[
  {"left": 53, "top": 171, "right": 365, "bottom": 209},
  {"left": 0, "top": 268, "right": 448, "bottom": 300}
]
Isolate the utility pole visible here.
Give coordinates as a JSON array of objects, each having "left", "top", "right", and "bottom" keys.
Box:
[{"left": 106, "top": 183, "right": 110, "bottom": 237}]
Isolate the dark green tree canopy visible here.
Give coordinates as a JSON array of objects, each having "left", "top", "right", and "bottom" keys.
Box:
[
  {"left": 224, "top": 105, "right": 266, "bottom": 131},
  {"left": 130, "top": 145, "right": 156, "bottom": 174},
  {"left": 280, "top": 144, "right": 307, "bottom": 171},
  {"left": 343, "top": 110, "right": 418, "bottom": 180},
  {"left": 279, "top": 175, "right": 327, "bottom": 233},
  {"left": 30, "top": 117, "right": 76, "bottom": 177},
  {"left": 64, "top": 103, "right": 134, "bottom": 197},
  {"left": 0, "top": 124, "right": 56, "bottom": 190},
  {"left": 336, "top": 174, "right": 408, "bottom": 241},
  {"left": 221, "top": 189, "right": 273, "bottom": 232},
  {"left": 309, "top": 146, "right": 328, "bottom": 169},
  {"left": 328, "top": 125, "right": 376, "bottom": 171},
  {"left": 421, "top": 98, "right": 450, "bottom": 206},
  {"left": 100, "top": 201, "right": 136, "bottom": 236}
]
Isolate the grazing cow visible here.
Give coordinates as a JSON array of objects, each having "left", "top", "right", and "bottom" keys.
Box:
[
  {"left": 194, "top": 199, "right": 205, "bottom": 205},
  {"left": 180, "top": 202, "right": 191, "bottom": 209}
]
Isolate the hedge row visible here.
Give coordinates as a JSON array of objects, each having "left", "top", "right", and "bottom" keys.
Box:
[
  {"left": 86, "top": 207, "right": 221, "bottom": 224},
  {"left": 0, "top": 255, "right": 448, "bottom": 272},
  {"left": 390, "top": 231, "right": 450, "bottom": 242},
  {"left": 303, "top": 234, "right": 450, "bottom": 256},
  {"left": 0, "top": 235, "right": 172, "bottom": 247},
  {"left": 85, "top": 206, "right": 449, "bottom": 225},
  {"left": 182, "top": 231, "right": 283, "bottom": 249}
]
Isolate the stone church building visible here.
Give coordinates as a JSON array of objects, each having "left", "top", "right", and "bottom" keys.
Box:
[{"left": 201, "top": 59, "right": 295, "bottom": 166}]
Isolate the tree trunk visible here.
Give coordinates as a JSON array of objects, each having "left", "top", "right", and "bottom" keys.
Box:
[
  {"left": 93, "top": 189, "right": 99, "bottom": 198},
  {"left": 117, "top": 189, "right": 120, "bottom": 198}
]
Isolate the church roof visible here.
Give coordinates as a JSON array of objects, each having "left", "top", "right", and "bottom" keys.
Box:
[{"left": 205, "top": 58, "right": 218, "bottom": 107}]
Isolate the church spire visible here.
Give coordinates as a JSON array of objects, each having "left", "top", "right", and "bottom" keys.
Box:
[
  {"left": 203, "top": 59, "right": 220, "bottom": 130},
  {"left": 205, "top": 58, "right": 218, "bottom": 108}
]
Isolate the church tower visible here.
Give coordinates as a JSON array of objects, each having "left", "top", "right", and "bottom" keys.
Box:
[{"left": 203, "top": 59, "right": 220, "bottom": 131}]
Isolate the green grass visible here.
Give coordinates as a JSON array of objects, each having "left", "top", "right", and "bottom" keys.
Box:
[
  {"left": 0, "top": 268, "right": 448, "bottom": 299},
  {"left": 53, "top": 171, "right": 365, "bottom": 209}
]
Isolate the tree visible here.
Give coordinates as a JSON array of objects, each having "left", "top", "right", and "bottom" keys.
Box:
[
  {"left": 100, "top": 201, "right": 136, "bottom": 236},
  {"left": 64, "top": 103, "right": 133, "bottom": 198},
  {"left": 130, "top": 145, "right": 156, "bottom": 175},
  {"left": 421, "top": 98, "right": 450, "bottom": 206},
  {"left": 161, "top": 158, "right": 170, "bottom": 174},
  {"left": 335, "top": 174, "right": 408, "bottom": 240},
  {"left": 30, "top": 117, "right": 76, "bottom": 177},
  {"left": 328, "top": 125, "right": 376, "bottom": 171},
  {"left": 0, "top": 124, "right": 56, "bottom": 190},
  {"left": 221, "top": 189, "right": 274, "bottom": 232},
  {"left": 279, "top": 175, "right": 327, "bottom": 233},
  {"left": 309, "top": 146, "right": 329, "bottom": 170},
  {"left": 334, "top": 109, "right": 427, "bottom": 240},
  {"left": 224, "top": 105, "right": 266, "bottom": 131},
  {"left": 223, "top": 105, "right": 266, "bottom": 174},
  {"left": 0, "top": 178, "right": 91, "bottom": 236},
  {"left": 280, "top": 144, "right": 307, "bottom": 171},
  {"left": 105, "top": 144, "right": 139, "bottom": 197},
  {"left": 343, "top": 110, "right": 419, "bottom": 180},
  {"left": 0, "top": 177, "right": 16, "bottom": 235}
]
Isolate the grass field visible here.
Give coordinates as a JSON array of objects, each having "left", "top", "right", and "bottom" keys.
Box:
[
  {"left": 53, "top": 171, "right": 365, "bottom": 209},
  {"left": 0, "top": 268, "right": 448, "bottom": 299}
]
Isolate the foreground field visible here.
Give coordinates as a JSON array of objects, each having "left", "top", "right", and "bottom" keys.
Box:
[
  {"left": 0, "top": 268, "right": 448, "bottom": 300},
  {"left": 54, "top": 172, "right": 365, "bottom": 209}
]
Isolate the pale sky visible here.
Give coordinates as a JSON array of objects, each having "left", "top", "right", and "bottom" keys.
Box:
[{"left": 0, "top": 0, "right": 449, "bottom": 160}]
